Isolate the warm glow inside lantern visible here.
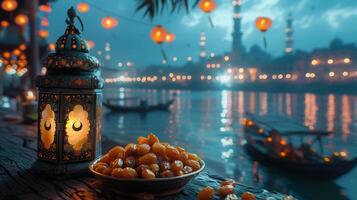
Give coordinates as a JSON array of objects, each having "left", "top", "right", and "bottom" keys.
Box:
[
  {"left": 255, "top": 17, "right": 272, "bottom": 32},
  {"left": 151, "top": 25, "right": 167, "bottom": 44},
  {"left": 199, "top": 0, "right": 216, "bottom": 13},
  {"left": 101, "top": 16, "right": 118, "bottom": 29},
  {"left": 15, "top": 14, "right": 28, "bottom": 26},
  {"left": 33, "top": 7, "right": 103, "bottom": 177},
  {"left": 1, "top": 0, "right": 18, "bottom": 12}
]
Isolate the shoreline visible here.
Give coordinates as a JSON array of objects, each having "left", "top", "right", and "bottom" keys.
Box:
[{"left": 104, "top": 82, "right": 357, "bottom": 95}]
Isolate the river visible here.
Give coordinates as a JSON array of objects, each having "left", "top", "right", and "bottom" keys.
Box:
[{"left": 102, "top": 88, "right": 357, "bottom": 200}]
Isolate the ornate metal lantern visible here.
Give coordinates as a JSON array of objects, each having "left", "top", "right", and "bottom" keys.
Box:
[{"left": 32, "top": 7, "right": 103, "bottom": 176}]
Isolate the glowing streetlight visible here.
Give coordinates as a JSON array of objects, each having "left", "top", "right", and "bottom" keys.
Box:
[{"left": 344, "top": 58, "right": 351, "bottom": 64}]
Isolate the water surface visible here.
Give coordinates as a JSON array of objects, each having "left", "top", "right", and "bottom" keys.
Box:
[{"left": 102, "top": 88, "right": 357, "bottom": 200}]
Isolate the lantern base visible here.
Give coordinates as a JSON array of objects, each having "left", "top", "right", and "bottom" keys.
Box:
[{"left": 31, "top": 160, "right": 92, "bottom": 179}]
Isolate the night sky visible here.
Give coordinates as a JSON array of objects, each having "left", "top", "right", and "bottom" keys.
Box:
[{"left": 47, "top": 0, "right": 357, "bottom": 67}]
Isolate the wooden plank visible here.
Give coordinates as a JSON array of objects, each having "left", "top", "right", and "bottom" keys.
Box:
[{"left": 0, "top": 114, "right": 290, "bottom": 200}]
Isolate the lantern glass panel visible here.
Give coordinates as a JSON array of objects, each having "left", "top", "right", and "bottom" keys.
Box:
[
  {"left": 38, "top": 93, "right": 59, "bottom": 161},
  {"left": 63, "top": 94, "right": 95, "bottom": 162}
]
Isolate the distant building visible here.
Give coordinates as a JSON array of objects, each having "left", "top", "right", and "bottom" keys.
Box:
[
  {"left": 199, "top": 32, "right": 207, "bottom": 60},
  {"left": 231, "top": 0, "right": 245, "bottom": 63},
  {"left": 285, "top": 13, "right": 294, "bottom": 55},
  {"left": 294, "top": 38, "right": 357, "bottom": 82}
]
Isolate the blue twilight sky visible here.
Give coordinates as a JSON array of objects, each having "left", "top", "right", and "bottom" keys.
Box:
[{"left": 47, "top": 0, "right": 357, "bottom": 67}]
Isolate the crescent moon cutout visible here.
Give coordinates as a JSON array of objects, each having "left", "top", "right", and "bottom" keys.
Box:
[
  {"left": 44, "top": 121, "right": 51, "bottom": 131},
  {"left": 72, "top": 121, "right": 83, "bottom": 131}
]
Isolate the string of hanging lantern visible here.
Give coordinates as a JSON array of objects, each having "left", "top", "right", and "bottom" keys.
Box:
[
  {"left": 81, "top": 1, "right": 153, "bottom": 27},
  {"left": 0, "top": 0, "right": 55, "bottom": 78},
  {"left": 76, "top": 1, "right": 180, "bottom": 64}
]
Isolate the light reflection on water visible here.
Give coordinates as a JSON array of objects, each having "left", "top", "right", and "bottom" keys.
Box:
[{"left": 103, "top": 88, "right": 357, "bottom": 200}]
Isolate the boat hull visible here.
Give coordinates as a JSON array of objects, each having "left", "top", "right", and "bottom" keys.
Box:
[
  {"left": 103, "top": 100, "right": 174, "bottom": 113},
  {"left": 245, "top": 141, "right": 357, "bottom": 180}
]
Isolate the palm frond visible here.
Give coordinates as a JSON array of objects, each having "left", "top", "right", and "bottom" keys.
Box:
[{"left": 136, "top": 0, "right": 199, "bottom": 19}]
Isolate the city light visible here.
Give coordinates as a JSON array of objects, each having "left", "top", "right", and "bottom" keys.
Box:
[
  {"left": 311, "top": 59, "right": 319, "bottom": 66},
  {"left": 126, "top": 62, "right": 133, "bottom": 67},
  {"left": 329, "top": 72, "right": 335, "bottom": 77},
  {"left": 258, "top": 74, "right": 268, "bottom": 80},
  {"left": 342, "top": 71, "right": 349, "bottom": 77},
  {"left": 224, "top": 55, "right": 230, "bottom": 62},
  {"left": 305, "top": 72, "right": 316, "bottom": 78},
  {"left": 344, "top": 58, "right": 351, "bottom": 64},
  {"left": 327, "top": 59, "right": 334, "bottom": 64},
  {"left": 219, "top": 75, "right": 231, "bottom": 83}
]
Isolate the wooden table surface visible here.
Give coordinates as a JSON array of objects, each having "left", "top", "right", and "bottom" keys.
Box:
[{"left": 0, "top": 109, "right": 290, "bottom": 200}]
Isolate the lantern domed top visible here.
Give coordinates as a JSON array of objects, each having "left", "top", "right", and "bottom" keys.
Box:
[{"left": 43, "top": 7, "right": 100, "bottom": 74}]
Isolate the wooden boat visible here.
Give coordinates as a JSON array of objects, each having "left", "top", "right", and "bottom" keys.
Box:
[
  {"left": 243, "top": 113, "right": 357, "bottom": 180},
  {"left": 103, "top": 98, "right": 174, "bottom": 113}
]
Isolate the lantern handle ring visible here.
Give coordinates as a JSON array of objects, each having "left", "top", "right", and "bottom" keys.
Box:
[{"left": 66, "top": 6, "right": 84, "bottom": 33}]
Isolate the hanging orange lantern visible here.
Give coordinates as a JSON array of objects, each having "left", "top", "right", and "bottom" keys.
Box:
[
  {"left": 199, "top": 0, "right": 216, "bottom": 13},
  {"left": 255, "top": 17, "right": 272, "bottom": 49},
  {"left": 199, "top": 0, "right": 216, "bottom": 28},
  {"left": 39, "top": 4, "right": 52, "bottom": 13},
  {"left": 165, "top": 32, "right": 176, "bottom": 43},
  {"left": 1, "top": 0, "right": 18, "bottom": 12},
  {"left": 150, "top": 25, "right": 167, "bottom": 44},
  {"left": 77, "top": 2, "right": 89, "bottom": 13},
  {"left": 19, "top": 43, "right": 26, "bottom": 51},
  {"left": 15, "top": 14, "right": 28, "bottom": 26},
  {"left": 87, "top": 40, "right": 95, "bottom": 49},
  {"left": 1, "top": 20, "right": 9, "bottom": 28},
  {"left": 101, "top": 16, "right": 118, "bottom": 29},
  {"left": 2, "top": 51, "right": 11, "bottom": 59},
  {"left": 13, "top": 48, "right": 21, "bottom": 56},
  {"left": 38, "top": 29, "right": 49, "bottom": 38},
  {"left": 255, "top": 17, "right": 272, "bottom": 32},
  {"left": 41, "top": 17, "right": 49, "bottom": 27}
]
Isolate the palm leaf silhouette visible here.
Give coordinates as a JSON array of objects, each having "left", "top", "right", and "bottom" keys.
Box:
[{"left": 136, "top": 0, "right": 199, "bottom": 19}]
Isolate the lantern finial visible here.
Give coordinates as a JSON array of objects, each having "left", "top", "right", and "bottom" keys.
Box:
[
  {"left": 43, "top": 7, "right": 100, "bottom": 74},
  {"left": 67, "top": 6, "right": 77, "bottom": 24}
]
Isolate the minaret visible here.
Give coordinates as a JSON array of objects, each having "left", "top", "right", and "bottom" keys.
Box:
[
  {"left": 285, "top": 13, "right": 293, "bottom": 55},
  {"left": 232, "top": 0, "right": 244, "bottom": 58},
  {"left": 199, "top": 32, "right": 207, "bottom": 60}
]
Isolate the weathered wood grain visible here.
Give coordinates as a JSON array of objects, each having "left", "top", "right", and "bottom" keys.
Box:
[{"left": 0, "top": 110, "right": 289, "bottom": 200}]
